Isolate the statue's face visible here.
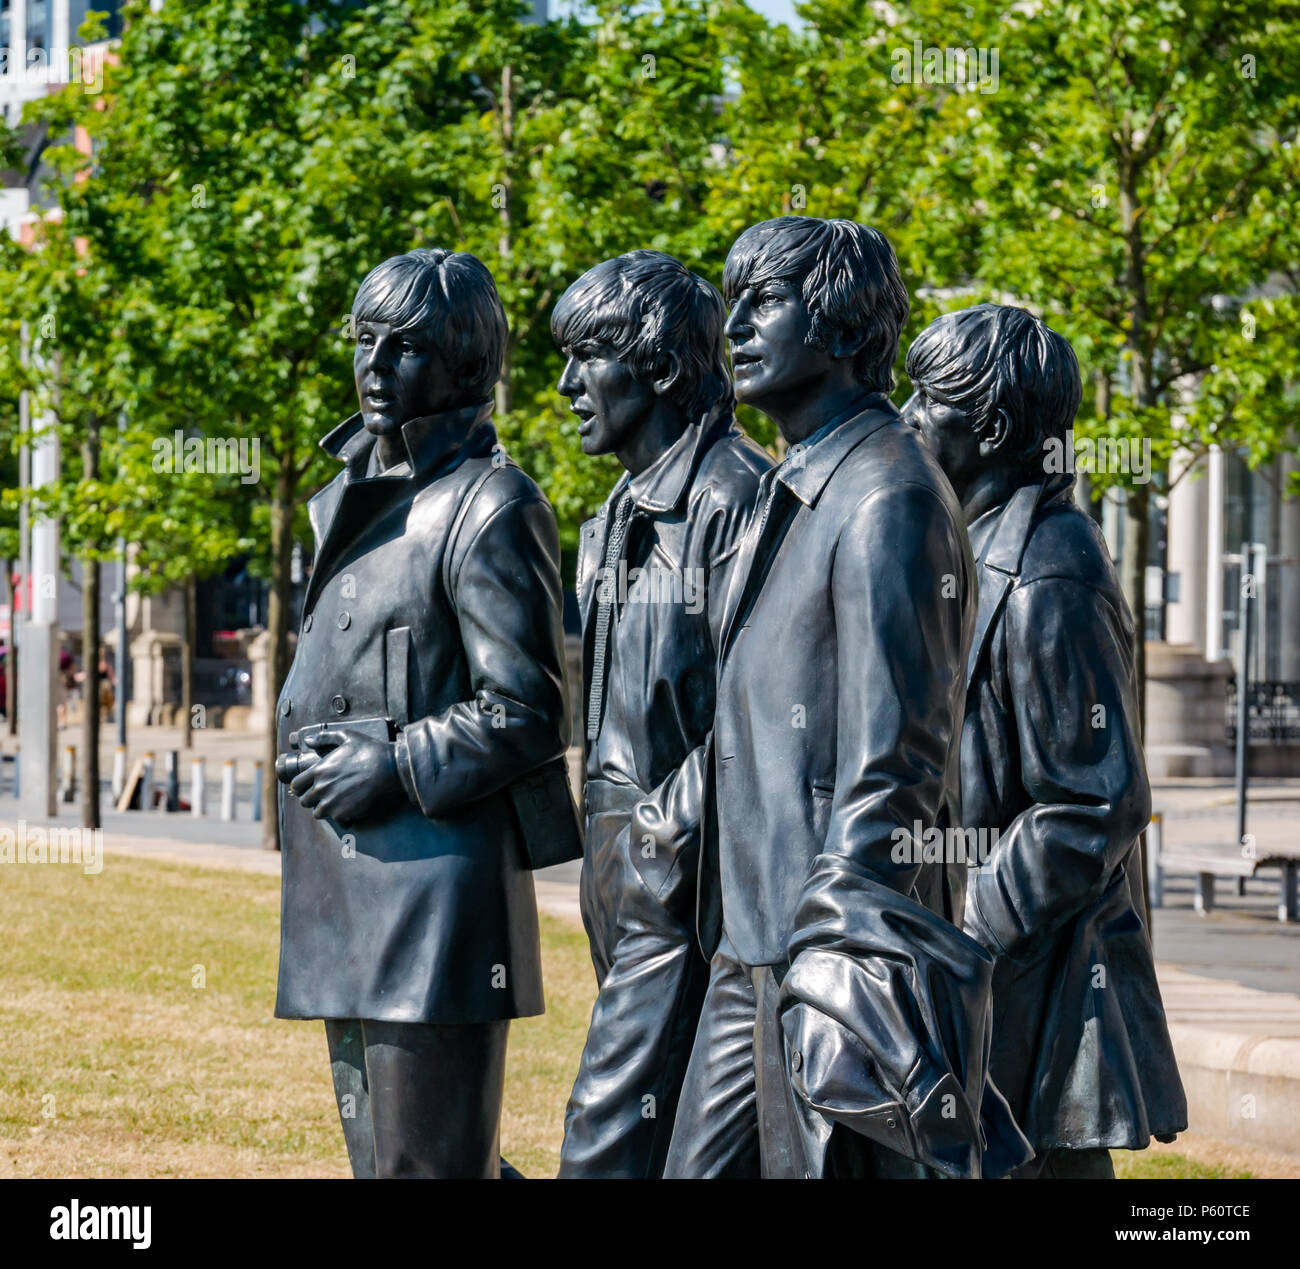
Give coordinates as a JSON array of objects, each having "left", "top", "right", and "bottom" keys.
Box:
[
  {"left": 724, "top": 277, "right": 838, "bottom": 417},
  {"left": 903, "top": 383, "right": 982, "bottom": 495},
  {"left": 354, "top": 319, "right": 456, "bottom": 436},
  {"left": 557, "top": 340, "right": 658, "bottom": 459}
]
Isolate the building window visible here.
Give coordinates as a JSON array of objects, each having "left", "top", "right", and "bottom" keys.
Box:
[
  {"left": 26, "top": 0, "right": 47, "bottom": 51},
  {"left": 69, "top": 0, "right": 122, "bottom": 42}
]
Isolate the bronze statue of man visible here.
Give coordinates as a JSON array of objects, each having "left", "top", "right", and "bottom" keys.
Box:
[
  {"left": 553, "top": 250, "right": 771, "bottom": 1177},
  {"left": 665, "top": 217, "right": 980, "bottom": 1178},
  {"left": 905, "top": 302, "right": 1187, "bottom": 1178},
  {"left": 273, "top": 247, "right": 579, "bottom": 1179}
]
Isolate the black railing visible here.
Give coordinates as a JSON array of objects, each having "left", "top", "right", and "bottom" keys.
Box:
[{"left": 1226, "top": 677, "right": 1300, "bottom": 744}]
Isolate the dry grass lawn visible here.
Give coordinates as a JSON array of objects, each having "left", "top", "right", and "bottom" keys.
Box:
[{"left": 0, "top": 854, "right": 596, "bottom": 1178}]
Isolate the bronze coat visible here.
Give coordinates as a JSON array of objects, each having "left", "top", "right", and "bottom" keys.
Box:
[
  {"left": 703, "top": 395, "right": 976, "bottom": 966},
  {"left": 574, "top": 411, "right": 773, "bottom": 935},
  {"left": 960, "top": 475, "right": 1187, "bottom": 1148},
  {"left": 274, "top": 402, "right": 569, "bottom": 1024}
]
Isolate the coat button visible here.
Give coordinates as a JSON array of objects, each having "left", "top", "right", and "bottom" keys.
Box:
[
  {"left": 337, "top": 611, "right": 351, "bottom": 630},
  {"left": 791, "top": 1049, "right": 803, "bottom": 1073},
  {"left": 280, "top": 697, "right": 292, "bottom": 717},
  {"left": 330, "top": 695, "right": 348, "bottom": 715},
  {"left": 303, "top": 612, "right": 312, "bottom": 632}
]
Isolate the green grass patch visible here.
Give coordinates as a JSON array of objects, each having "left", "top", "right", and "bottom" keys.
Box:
[{"left": 0, "top": 853, "right": 596, "bottom": 1177}]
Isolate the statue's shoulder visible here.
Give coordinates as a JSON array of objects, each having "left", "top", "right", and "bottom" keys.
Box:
[
  {"left": 1019, "top": 499, "right": 1120, "bottom": 597},
  {"left": 446, "top": 449, "right": 554, "bottom": 553},
  {"left": 694, "top": 428, "right": 772, "bottom": 505}
]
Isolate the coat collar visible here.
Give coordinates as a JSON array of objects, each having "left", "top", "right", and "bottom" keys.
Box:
[
  {"left": 979, "top": 474, "right": 1072, "bottom": 577},
  {"left": 775, "top": 392, "right": 897, "bottom": 507},
  {"left": 319, "top": 399, "right": 497, "bottom": 481},
  {"left": 606, "top": 399, "right": 735, "bottom": 517},
  {"left": 965, "top": 476, "right": 1056, "bottom": 684}
]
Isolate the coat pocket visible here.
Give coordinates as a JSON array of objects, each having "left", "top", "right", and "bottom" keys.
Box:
[{"left": 385, "top": 626, "right": 412, "bottom": 726}]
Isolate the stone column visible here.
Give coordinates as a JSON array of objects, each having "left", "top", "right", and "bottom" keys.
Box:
[
  {"left": 1277, "top": 452, "right": 1300, "bottom": 681},
  {"left": 246, "top": 629, "right": 270, "bottom": 735},
  {"left": 18, "top": 358, "right": 58, "bottom": 820},
  {"left": 1205, "top": 445, "right": 1226, "bottom": 661},
  {"left": 128, "top": 631, "right": 180, "bottom": 728},
  {"left": 1165, "top": 451, "right": 1208, "bottom": 654}
]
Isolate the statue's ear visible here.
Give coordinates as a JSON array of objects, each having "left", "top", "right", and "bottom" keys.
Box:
[
  {"left": 979, "top": 406, "right": 1012, "bottom": 458},
  {"left": 827, "top": 325, "right": 869, "bottom": 362},
  {"left": 653, "top": 351, "right": 682, "bottom": 399}
]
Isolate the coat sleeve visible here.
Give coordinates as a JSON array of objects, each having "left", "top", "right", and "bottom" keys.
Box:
[
  {"left": 817, "top": 482, "right": 971, "bottom": 898},
  {"left": 396, "top": 484, "right": 570, "bottom": 817},
  {"left": 964, "top": 575, "right": 1151, "bottom": 959}
]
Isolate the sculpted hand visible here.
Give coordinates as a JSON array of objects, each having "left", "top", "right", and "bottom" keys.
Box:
[{"left": 290, "top": 729, "right": 401, "bottom": 827}]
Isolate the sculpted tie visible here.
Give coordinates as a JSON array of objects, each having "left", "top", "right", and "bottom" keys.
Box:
[{"left": 586, "top": 488, "right": 635, "bottom": 742}]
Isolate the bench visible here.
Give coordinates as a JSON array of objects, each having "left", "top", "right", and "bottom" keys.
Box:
[{"left": 1148, "top": 812, "right": 1300, "bottom": 923}]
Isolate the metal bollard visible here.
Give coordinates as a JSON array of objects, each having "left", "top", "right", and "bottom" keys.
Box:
[
  {"left": 60, "top": 745, "right": 77, "bottom": 803},
  {"left": 251, "top": 760, "right": 264, "bottom": 822},
  {"left": 164, "top": 750, "right": 180, "bottom": 812},
  {"left": 111, "top": 745, "right": 127, "bottom": 802},
  {"left": 140, "top": 752, "right": 155, "bottom": 812},
  {"left": 191, "top": 757, "right": 206, "bottom": 818},
  {"left": 220, "top": 759, "right": 236, "bottom": 822}
]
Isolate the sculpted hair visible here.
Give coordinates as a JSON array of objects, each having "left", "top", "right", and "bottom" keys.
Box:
[
  {"left": 352, "top": 248, "right": 507, "bottom": 406},
  {"left": 721, "top": 217, "right": 909, "bottom": 393},
  {"left": 551, "top": 250, "right": 733, "bottom": 420},
  {"left": 905, "top": 303, "right": 1082, "bottom": 466}
]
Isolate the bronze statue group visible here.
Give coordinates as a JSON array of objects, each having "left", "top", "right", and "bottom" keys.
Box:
[{"left": 273, "top": 218, "right": 1186, "bottom": 1179}]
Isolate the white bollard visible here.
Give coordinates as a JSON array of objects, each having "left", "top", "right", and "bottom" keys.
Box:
[
  {"left": 251, "top": 759, "right": 264, "bottom": 822},
  {"left": 191, "top": 757, "right": 207, "bottom": 819},
  {"left": 111, "top": 745, "right": 127, "bottom": 802},
  {"left": 140, "top": 752, "right": 155, "bottom": 812},
  {"left": 220, "top": 759, "right": 236, "bottom": 822}
]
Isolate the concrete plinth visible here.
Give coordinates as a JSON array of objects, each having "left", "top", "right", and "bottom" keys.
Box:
[{"left": 1146, "top": 641, "right": 1235, "bottom": 777}]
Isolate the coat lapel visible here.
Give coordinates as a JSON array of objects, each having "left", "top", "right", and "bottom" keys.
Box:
[
  {"left": 718, "top": 404, "right": 897, "bottom": 661},
  {"left": 575, "top": 499, "right": 614, "bottom": 720},
  {"left": 304, "top": 469, "right": 412, "bottom": 617},
  {"left": 965, "top": 480, "right": 1044, "bottom": 686},
  {"left": 719, "top": 475, "right": 792, "bottom": 661}
]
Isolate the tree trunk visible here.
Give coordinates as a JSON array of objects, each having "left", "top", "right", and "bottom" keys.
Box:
[
  {"left": 1120, "top": 154, "right": 1155, "bottom": 921},
  {"left": 263, "top": 452, "right": 296, "bottom": 850},
  {"left": 494, "top": 63, "right": 514, "bottom": 417},
  {"left": 3, "top": 559, "right": 15, "bottom": 736},
  {"left": 81, "top": 422, "right": 101, "bottom": 830},
  {"left": 181, "top": 574, "right": 195, "bottom": 751},
  {"left": 1121, "top": 484, "right": 1150, "bottom": 730},
  {"left": 1119, "top": 161, "right": 1154, "bottom": 738}
]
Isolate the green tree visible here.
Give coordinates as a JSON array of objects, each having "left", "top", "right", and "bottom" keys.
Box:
[
  {"left": 951, "top": 0, "right": 1300, "bottom": 721},
  {"left": 30, "top": 0, "right": 735, "bottom": 844}
]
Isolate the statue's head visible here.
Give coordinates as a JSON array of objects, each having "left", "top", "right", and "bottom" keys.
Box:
[
  {"left": 351, "top": 248, "right": 507, "bottom": 438},
  {"left": 552, "top": 249, "right": 732, "bottom": 459},
  {"left": 721, "top": 217, "right": 908, "bottom": 427},
  {"left": 903, "top": 303, "right": 1080, "bottom": 497}
]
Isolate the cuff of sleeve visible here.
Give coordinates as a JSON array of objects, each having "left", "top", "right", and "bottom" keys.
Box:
[{"left": 394, "top": 732, "right": 420, "bottom": 809}]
